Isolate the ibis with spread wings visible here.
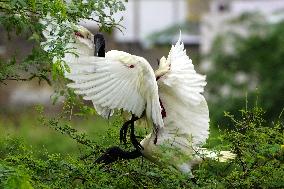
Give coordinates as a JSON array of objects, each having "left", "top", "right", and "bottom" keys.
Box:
[{"left": 41, "top": 21, "right": 235, "bottom": 176}]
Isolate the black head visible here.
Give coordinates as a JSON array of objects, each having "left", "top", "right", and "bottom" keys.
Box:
[{"left": 94, "top": 33, "right": 105, "bottom": 57}]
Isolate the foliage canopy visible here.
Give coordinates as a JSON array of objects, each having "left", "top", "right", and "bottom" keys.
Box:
[
  {"left": 0, "top": 0, "right": 126, "bottom": 85},
  {"left": 0, "top": 105, "right": 283, "bottom": 188}
]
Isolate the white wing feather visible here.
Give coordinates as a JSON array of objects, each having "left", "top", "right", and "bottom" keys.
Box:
[
  {"left": 66, "top": 51, "right": 164, "bottom": 128},
  {"left": 157, "top": 35, "right": 209, "bottom": 146},
  {"left": 41, "top": 15, "right": 110, "bottom": 117}
]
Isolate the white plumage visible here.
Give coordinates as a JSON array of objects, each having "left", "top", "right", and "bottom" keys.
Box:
[
  {"left": 65, "top": 51, "right": 164, "bottom": 130},
  {"left": 139, "top": 35, "right": 234, "bottom": 176},
  {"left": 157, "top": 36, "right": 209, "bottom": 145}
]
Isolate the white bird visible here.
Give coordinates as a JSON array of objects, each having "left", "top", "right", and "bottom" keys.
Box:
[
  {"left": 41, "top": 19, "right": 164, "bottom": 147},
  {"left": 62, "top": 29, "right": 235, "bottom": 176},
  {"left": 41, "top": 19, "right": 159, "bottom": 150},
  {"left": 137, "top": 36, "right": 235, "bottom": 176},
  {"left": 41, "top": 19, "right": 234, "bottom": 175},
  {"left": 51, "top": 27, "right": 165, "bottom": 140}
]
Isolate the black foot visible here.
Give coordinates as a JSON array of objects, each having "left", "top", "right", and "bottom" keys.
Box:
[
  {"left": 191, "top": 177, "right": 196, "bottom": 184},
  {"left": 95, "top": 146, "right": 142, "bottom": 165}
]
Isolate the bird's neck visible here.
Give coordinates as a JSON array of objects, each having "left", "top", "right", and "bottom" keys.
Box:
[{"left": 67, "top": 43, "right": 93, "bottom": 56}]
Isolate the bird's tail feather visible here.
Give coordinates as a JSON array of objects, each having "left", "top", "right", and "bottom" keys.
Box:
[
  {"left": 196, "top": 148, "right": 236, "bottom": 162},
  {"left": 218, "top": 151, "right": 236, "bottom": 162}
]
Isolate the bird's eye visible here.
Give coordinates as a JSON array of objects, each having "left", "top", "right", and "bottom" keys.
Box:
[{"left": 75, "top": 31, "right": 84, "bottom": 38}]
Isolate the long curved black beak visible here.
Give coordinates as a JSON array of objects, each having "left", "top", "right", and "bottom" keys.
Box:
[{"left": 94, "top": 33, "right": 105, "bottom": 57}]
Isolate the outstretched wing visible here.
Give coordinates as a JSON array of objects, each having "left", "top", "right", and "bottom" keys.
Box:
[
  {"left": 41, "top": 15, "right": 110, "bottom": 117},
  {"left": 66, "top": 50, "right": 164, "bottom": 128},
  {"left": 156, "top": 34, "right": 209, "bottom": 145}
]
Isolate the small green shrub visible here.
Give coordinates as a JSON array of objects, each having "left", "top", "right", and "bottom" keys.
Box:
[
  {"left": 194, "top": 106, "right": 284, "bottom": 188},
  {"left": 0, "top": 105, "right": 283, "bottom": 188}
]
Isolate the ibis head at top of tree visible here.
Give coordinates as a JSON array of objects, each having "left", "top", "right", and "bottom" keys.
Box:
[{"left": 73, "top": 26, "right": 94, "bottom": 51}]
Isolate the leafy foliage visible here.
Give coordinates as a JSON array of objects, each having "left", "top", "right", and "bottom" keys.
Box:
[
  {"left": 1, "top": 104, "right": 283, "bottom": 188},
  {"left": 0, "top": 110, "right": 195, "bottom": 188},
  {"left": 0, "top": 0, "right": 126, "bottom": 85},
  {"left": 195, "top": 106, "right": 284, "bottom": 188}
]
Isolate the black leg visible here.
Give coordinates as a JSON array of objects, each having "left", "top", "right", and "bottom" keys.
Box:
[
  {"left": 153, "top": 126, "right": 159, "bottom": 144},
  {"left": 129, "top": 118, "right": 144, "bottom": 151},
  {"left": 119, "top": 119, "right": 132, "bottom": 144},
  {"left": 95, "top": 146, "right": 142, "bottom": 165},
  {"left": 119, "top": 114, "right": 140, "bottom": 146}
]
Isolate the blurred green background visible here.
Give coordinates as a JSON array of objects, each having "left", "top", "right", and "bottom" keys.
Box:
[{"left": 0, "top": 109, "right": 110, "bottom": 157}]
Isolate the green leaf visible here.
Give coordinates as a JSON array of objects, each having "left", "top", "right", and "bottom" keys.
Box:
[{"left": 4, "top": 175, "right": 34, "bottom": 189}]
